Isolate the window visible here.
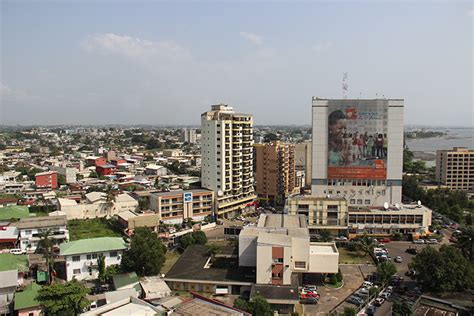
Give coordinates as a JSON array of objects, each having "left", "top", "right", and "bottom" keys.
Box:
[
  {"left": 92, "top": 253, "right": 98, "bottom": 259},
  {"left": 357, "top": 199, "right": 363, "bottom": 205},
  {"left": 73, "top": 268, "right": 81, "bottom": 274},
  {"left": 110, "top": 251, "right": 118, "bottom": 258},
  {"left": 365, "top": 199, "right": 371, "bottom": 205},
  {"left": 86, "top": 254, "right": 92, "bottom": 260},
  {"left": 350, "top": 199, "right": 355, "bottom": 204},
  {"left": 72, "top": 255, "right": 80, "bottom": 262},
  {"left": 272, "top": 258, "right": 283, "bottom": 263},
  {"left": 294, "top": 261, "right": 306, "bottom": 269}
]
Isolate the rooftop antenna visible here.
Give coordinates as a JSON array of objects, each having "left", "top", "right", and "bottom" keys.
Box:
[
  {"left": 383, "top": 202, "right": 389, "bottom": 210},
  {"left": 342, "top": 72, "right": 348, "bottom": 99}
]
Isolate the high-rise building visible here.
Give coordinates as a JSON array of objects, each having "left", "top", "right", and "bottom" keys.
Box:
[
  {"left": 182, "top": 128, "right": 197, "bottom": 144},
  {"left": 294, "top": 141, "right": 312, "bottom": 187},
  {"left": 201, "top": 104, "right": 256, "bottom": 218},
  {"left": 311, "top": 98, "right": 404, "bottom": 206},
  {"left": 436, "top": 147, "right": 474, "bottom": 191},
  {"left": 254, "top": 142, "right": 296, "bottom": 205}
]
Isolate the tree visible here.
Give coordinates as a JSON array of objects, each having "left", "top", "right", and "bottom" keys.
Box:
[
  {"left": 98, "top": 253, "right": 106, "bottom": 283},
  {"left": 89, "top": 170, "right": 99, "bottom": 178},
  {"left": 233, "top": 298, "right": 252, "bottom": 312},
  {"left": 343, "top": 307, "right": 356, "bottom": 316},
  {"left": 410, "top": 245, "right": 474, "bottom": 292},
  {"left": 57, "top": 174, "right": 67, "bottom": 186},
  {"left": 192, "top": 231, "right": 208, "bottom": 245},
  {"left": 263, "top": 133, "right": 279, "bottom": 143},
  {"left": 251, "top": 295, "right": 273, "bottom": 316},
  {"left": 121, "top": 228, "right": 167, "bottom": 276},
  {"left": 356, "top": 235, "right": 375, "bottom": 256},
  {"left": 37, "top": 280, "right": 90, "bottom": 316},
  {"left": 457, "top": 226, "right": 474, "bottom": 262},
  {"left": 180, "top": 233, "right": 195, "bottom": 249},
  {"left": 319, "top": 230, "right": 332, "bottom": 242},
  {"left": 377, "top": 261, "right": 397, "bottom": 285},
  {"left": 393, "top": 301, "right": 413, "bottom": 316},
  {"left": 37, "top": 229, "right": 54, "bottom": 285}
]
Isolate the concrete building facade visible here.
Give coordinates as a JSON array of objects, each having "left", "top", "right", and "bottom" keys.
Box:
[
  {"left": 35, "top": 171, "right": 58, "bottom": 189},
  {"left": 182, "top": 128, "right": 198, "bottom": 144},
  {"left": 435, "top": 147, "right": 474, "bottom": 192},
  {"left": 254, "top": 142, "right": 296, "bottom": 205},
  {"left": 201, "top": 104, "right": 256, "bottom": 218},
  {"left": 149, "top": 189, "right": 214, "bottom": 224},
  {"left": 239, "top": 214, "right": 339, "bottom": 286},
  {"left": 311, "top": 98, "right": 404, "bottom": 206},
  {"left": 294, "top": 141, "right": 312, "bottom": 187}
]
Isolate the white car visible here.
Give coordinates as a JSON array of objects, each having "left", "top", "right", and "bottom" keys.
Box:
[
  {"left": 394, "top": 256, "right": 402, "bottom": 263},
  {"left": 9, "top": 248, "right": 25, "bottom": 255},
  {"left": 380, "top": 292, "right": 391, "bottom": 299},
  {"left": 363, "top": 281, "right": 373, "bottom": 288},
  {"left": 426, "top": 239, "right": 438, "bottom": 244},
  {"left": 413, "top": 239, "right": 425, "bottom": 244}
]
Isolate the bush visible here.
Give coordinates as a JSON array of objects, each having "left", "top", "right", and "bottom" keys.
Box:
[
  {"left": 392, "top": 232, "right": 403, "bottom": 241},
  {"left": 329, "top": 273, "right": 338, "bottom": 284},
  {"left": 336, "top": 269, "right": 343, "bottom": 282},
  {"left": 346, "top": 241, "right": 358, "bottom": 252}
]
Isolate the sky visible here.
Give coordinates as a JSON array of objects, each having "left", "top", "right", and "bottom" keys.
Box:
[{"left": 1, "top": 0, "right": 473, "bottom": 126}]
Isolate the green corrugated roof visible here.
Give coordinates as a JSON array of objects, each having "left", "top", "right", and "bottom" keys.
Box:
[
  {"left": 0, "top": 205, "right": 30, "bottom": 220},
  {"left": 0, "top": 254, "right": 28, "bottom": 272},
  {"left": 14, "top": 283, "right": 42, "bottom": 310},
  {"left": 113, "top": 272, "right": 139, "bottom": 289},
  {"left": 60, "top": 237, "right": 127, "bottom": 256}
]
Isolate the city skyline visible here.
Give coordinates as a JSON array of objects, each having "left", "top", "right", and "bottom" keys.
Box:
[{"left": 1, "top": 1, "right": 473, "bottom": 126}]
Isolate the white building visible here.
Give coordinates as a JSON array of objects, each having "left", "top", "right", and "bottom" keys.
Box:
[
  {"left": 57, "top": 193, "right": 138, "bottom": 220},
  {"left": 60, "top": 237, "right": 127, "bottom": 281},
  {"left": 145, "top": 164, "right": 168, "bottom": 176},
  {"left": 52, "top": 165, "right": 78, "bottom": 184},
  {"left": 13, "top": 215, "right": 69, "bottom": 252},
  {"left": 182, "top": 128, "right": 197, "bottom": 144},
  {"left": 239, "top": 214, "right": 339, "bottom": 286},
  {"left": 311, "top": 98, "right": 404, "bottom": 206},
  {"left": 201, "top": 104, "right": 256, "bottom": 218}
]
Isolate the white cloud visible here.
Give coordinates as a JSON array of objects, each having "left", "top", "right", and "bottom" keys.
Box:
[
  {"left": 311, "top": 41, "right": 333, "bottom": 55},
  {"left": 240, "top": 32, "right": 263, "bottom": 45},
  {"left": 81, "top": 33, "right": 191, "bottom": 62}
]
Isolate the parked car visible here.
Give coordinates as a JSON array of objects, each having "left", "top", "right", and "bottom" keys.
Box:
[
  {"left": 406, "top": 247, "right": 418, "bottom": 255},
  {"left": 363, "top": 281, "right": 374, "bottom": 288},
  {"left": 394, "top": 256, "right": 402, "bottom": 263},
  {"left": 377, "top": 238, "right": 391, "bottom": 243},
  {"left": 366, "top": 305, "right": 377, "bottom": 316},
  {"left": 413, "top": 239, "right": 425, "bottom": 244},
  {"left": 9, "top": 248, "right": 25, "bottom": 255},
  {"left": 449, "top": 236, "right": 458, "bottom": 243},
  {"left": 300, "top": 295, "right": 318, "bottom": 304},
  {"left": 374, "top": 298, "right": 385, "bottom": 306},
  {"left": 380, "top": 291, "right": 391, "bottom": 299},
  {"left": 347, "top": 296, "right": 364, "bottom": 305},
  {"left": 386, "top": 286, "right": 394, "bottom": 293},
  {"left": 303, "top": 285, "right": 318, "bottom": 292},
  {"left": 426, "top": 238, "right": 438, "bottom": 244}
]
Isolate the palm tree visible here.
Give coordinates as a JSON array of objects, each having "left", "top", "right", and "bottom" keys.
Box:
[
  {"left": 357, "top": 234, "right": 375, "bottom": 257},
  {"left": 37, "top": 229, "right": 54, "bottom": 285},
  {"left": 457, "top": 226, "right": 474, "bottom": 262}
]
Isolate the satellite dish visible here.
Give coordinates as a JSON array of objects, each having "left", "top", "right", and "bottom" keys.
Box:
[
  {"left": 217, "top": 190, "right": 224, "bottom": 197},
  {"left": 395, "top": 203, "right": 400, "bottom": 209},
  {"left": 326, "top": 194, "right": 330, "bottom": 198},
  {"left": 417, "top": 200, "right": 422, "bottom": 206},
  {"left": 383, "top": 202, "right": 389, "bottom": 210}
]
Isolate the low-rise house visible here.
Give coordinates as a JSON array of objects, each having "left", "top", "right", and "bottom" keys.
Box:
[
  {"left": 116, "top": 211, "right": 160, "bottom": 235},
  {"left": 86, "top": 156, "right": 106, "bottom": 167},
  {"left": 0, "top": 226, "right": 19, "bottom": 250},
  {"left": 60, "top": 237, "right": 127, "bottom": 281},
  {"left": 58, "top": 193, "right": 138, "bottom": 220},
  {"left": 144, "top": 164, "right": 167, "bottom": 176},
  {"left": 14, "top": 282, "right": 42, "bottom": 316},
  {"left": 13, "top": 215, "right": 69, "bottom": 252},
  {"left": 139, "top": 276, "right": 171, "bottom": 301},
  {"left": 0, "top": 270, "right": 18, "bottom": 314},
  {"left": 80, "top": 296, "right": 164, "bottom": 316},
  {"left": 96, "top": 164, "right": 116, "bottom": 177},
  {"left": 112, "top": 272, "right": 139, "bottom": 291}
]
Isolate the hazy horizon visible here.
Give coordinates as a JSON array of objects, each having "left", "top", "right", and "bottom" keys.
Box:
[{"left": 1, "top": 1, "right": 473, "bottom": 126}]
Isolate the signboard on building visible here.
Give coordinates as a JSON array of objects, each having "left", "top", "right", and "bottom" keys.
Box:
[
  {"left": 183, "top": 192, "right": 193, "bottom": 203},
  {"left": 327, "top": 100, "right": 388, "bottom": 180}
]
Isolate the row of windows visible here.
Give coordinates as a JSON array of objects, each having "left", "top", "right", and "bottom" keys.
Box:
[{"left": 71, "top": 251, "right": 118, "bottom": 262}]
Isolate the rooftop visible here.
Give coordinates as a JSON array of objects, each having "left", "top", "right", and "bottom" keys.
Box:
[
  {"left": 13, "top": 215, "right": 67, "bottom": 229},
  {"left": 14, "top": 282, "right": 41, "bottom": 311},
  {"left": 0, "top": 269, "right": 18, "bottom": 288},
  {"left": 113, "top": 272, "right": 139, "bottom": 290},
  {"left": 0, "top": 254, "right": 28, "bottom": 272},
  {"left": 60, "top": 237, "right": 127, "bottom": 256},
  {"left": 309, "top": 243, "right": 339, "bottom": 254},
  {"left": 257, "top": 214, "right": 307, "bottom": 229},
  {"left": 0, "top": 205, "right": 30, "bottom": 220},
  {"left": 174, "top": 293, "right": 247, "bottom": 316},
  {"left": 164, "top": 245, "right": 255, "bottom": 284},
  {"left": 250, "top": 284, "right": 299, "bottom": 303}
]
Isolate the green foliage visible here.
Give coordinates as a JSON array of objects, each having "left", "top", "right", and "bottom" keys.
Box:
[
  {"left": 251, "top": 295, "right": 273, "bottom": 316},
  {"left": 345, "top": 241, "right": 358, "bottom": 252},
  {"left": 342, "top": 307, "right": 357, "bottom": 316},
  {"left": 410, "top": 245, "right": 474, "bottom": 292},
  {"left": 98, "top": 254, "right": 106, "bottom": 283},
  {"left": 37, "top": 280, "right": 90, "bottom": 316},
  {"left": 68, "top": 218, "right": 122, "bottom": 241},
  {"left": 356, "top": 235, "right": 375, "bottom": 256},
  {"left": 192, "top": 231, "right": 208, "bottom": 245},
  {"left": 121, "top": 228, "right": 167, "bottom": 276},
  {"left": 179, "top": 231, "right": 208, "bottom": 249},
  {"left": 377, "top": 261, "right": 397, "bottom": 285},
  {"left": 336, "top": 269, "right": 343, "bottom": 282},
  {"left": 179, "top": 233, "right": 195, "bottom": 249},
  {"left": 264, "top": 133, "right": 279, "bottom": 143},
  {"left": 319, "top": 230, "right": 332, "bottom": 242},
  {"left": 392, "top": 232, "right": 403, "bottom": 241},
  {"left": 104, "top": 264, "right": 121, "bottom": 284},
  {"left": 457, "top": 226, "right": 474, "bottom": 261},
  {"left": 89, "top": 170, "right": 99, "bottom": 178},
  {"left": 57, "top": 174, "right": 67, "bottom": 186},
  {"left": 234, "top": 295, "right": 273, "bottom": 315},
  {"left": 329, "top": 273, "right": 338, "bottom": 284},
  {"left": 369, "top": 286, "right": 380, "bottom": 298},
  {"left": 393, "top": 300, "right": 413, "bottom": 316}
]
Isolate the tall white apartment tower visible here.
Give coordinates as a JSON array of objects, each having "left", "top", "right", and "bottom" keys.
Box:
[
  {"left": 182, "top": 128, "right": 197, "bottom": 144},
  {"left": 311, "top": 98, "right": 404, "bottom": 206},
  {"left": 201, "top": 104, "right": 256, "bottom": 218}
]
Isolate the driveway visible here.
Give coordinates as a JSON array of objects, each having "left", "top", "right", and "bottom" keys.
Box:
[{"left": 303, "top": 265, "right": 372, "bottom": 315}]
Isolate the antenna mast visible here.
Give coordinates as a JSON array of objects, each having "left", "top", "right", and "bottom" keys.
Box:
[{"left": 342, "top": 72, "right": 348, "bottom": 99}]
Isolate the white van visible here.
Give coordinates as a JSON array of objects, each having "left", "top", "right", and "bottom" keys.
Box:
[{"left": 9, "top": 248, "right": 25, "bottom": 255}]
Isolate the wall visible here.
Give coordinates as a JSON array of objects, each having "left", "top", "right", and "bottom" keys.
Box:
[{"left": 65, "top": 250, "right": 123, "bottom": 281}]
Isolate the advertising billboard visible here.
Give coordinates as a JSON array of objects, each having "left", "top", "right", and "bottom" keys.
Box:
[{"left": 327, "top": 100, "right": 388, "bottom": 180}]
